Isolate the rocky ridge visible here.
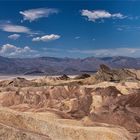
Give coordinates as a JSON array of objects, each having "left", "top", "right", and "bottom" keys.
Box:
[{"left": 0, "top": 65, "right": 140, "bottom": 140}]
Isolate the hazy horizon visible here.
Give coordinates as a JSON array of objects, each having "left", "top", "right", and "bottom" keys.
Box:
[{"left": 0, "top": 55, "right": 140, "bottom": 59}]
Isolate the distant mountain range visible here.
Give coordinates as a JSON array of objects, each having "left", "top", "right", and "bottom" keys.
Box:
[{"left": 0, "top": 56, "right": 140, "bottom": 75}]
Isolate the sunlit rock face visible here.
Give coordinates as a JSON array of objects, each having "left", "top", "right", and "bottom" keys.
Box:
[
  {"left": 0, "top": 71, "right": 139, "bottom": 140},
  {"left": 89, "top": 86, "right": 140, "bottom": 133},
  {"left": 0, "top": 86, "right": 92, "bottom": 119},
  {"left": 95, "top": 64, "right": 140, "bottom": 82},
  {"left": 0, "top": 107, "right": 132, "bottom": 140},
  {"left": 0, "top": 85, "right": 140, "bottom": 132},
  {"left": 0, "top": 123, "right": 51, "bottom": 140}
]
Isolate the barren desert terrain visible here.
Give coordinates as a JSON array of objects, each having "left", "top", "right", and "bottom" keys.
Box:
[{"left": 0, "top": 65, "right": 139, "bottom": 140}]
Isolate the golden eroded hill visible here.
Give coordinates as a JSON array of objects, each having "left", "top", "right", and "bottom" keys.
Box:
[{"left": 0, "top": 65, "right": 140, "bottom": 140}]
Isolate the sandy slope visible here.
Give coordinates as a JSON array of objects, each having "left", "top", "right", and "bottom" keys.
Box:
[
  {"left": 0, "top": 107, "right": 132, "bottom": 140},
  {"left": 0, "top": 66, "right": 140, "bottom": 140}
]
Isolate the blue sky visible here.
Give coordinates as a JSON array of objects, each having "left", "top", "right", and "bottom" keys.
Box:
[{"left": 0, "top": 0, "right": 140, "bottom": 58}]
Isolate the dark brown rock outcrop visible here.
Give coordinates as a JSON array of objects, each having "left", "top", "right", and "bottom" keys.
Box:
[
  {"left": 95, "top": 64, "right": 139, "bottom": 82},
  {"left": 74, "top": 73, "right": 91, "bottom": 79},
  {"left": 58, "top": 74, "right": 70, "bottom": 80}
]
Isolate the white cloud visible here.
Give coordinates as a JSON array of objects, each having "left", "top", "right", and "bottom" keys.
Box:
[
  {"left": 68, "top": 48, "right": 140, "bottom": 57},
  {"left": 81, "top": 10, "right": 126, "bottom": 22},
  {"left": 0, "top": 44, "right": 38, "bottom": 57},
  {"left": 32, "top": 34, "right": 60, "bottom": 42},
  {"left": 20, "top": 8, "right": 59, "bottom": 22},
  {"left": 0, "top": 24, "right": 30, "bottom": 33},
  {"left": 8, "top": 34, "right": 21, "bottom": 40}
]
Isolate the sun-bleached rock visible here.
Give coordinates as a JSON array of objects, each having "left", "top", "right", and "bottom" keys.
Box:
[
  {"left": 0, "top": 86, "right": 92, "bottom": 118},
  {"left": 0, "top": 107, "right": 132, "bottom": 140},
  {"left": 0, "top": 122, "right": 51, "bottom": 140},
  {"left": 89, "top": 87, "right": 140, "bottom": 133},
  {"left": 0, "top": 83, "right": 140, "bottom": 139}
]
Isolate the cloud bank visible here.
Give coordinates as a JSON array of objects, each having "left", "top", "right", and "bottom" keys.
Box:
[{"left": 0, "top": 44, "right": 38, "bottom": 57}]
